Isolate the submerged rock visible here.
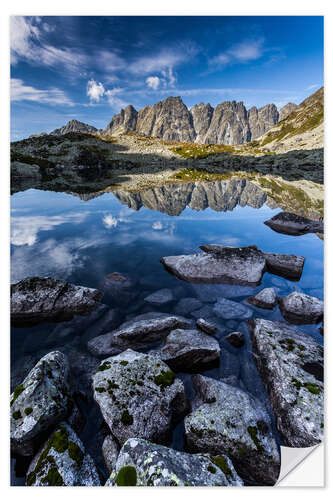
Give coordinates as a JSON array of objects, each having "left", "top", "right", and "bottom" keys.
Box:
[
  {"left": 184, "top": 375, "right": 280, "bottom": 485},
  {"left": 247, "top": 288, "right": 277, "bottom": 309},
  {"left": 101, "top": 272, "right": 137, "bottom": 307},
  {"left": 144, "top": 288, "right": 174, "bottom": 305},
  {"left": 263, "top": 252, "right": 305, "bottom": 281},
  {"left": 174, "top": 297, "right": 202, "bottom": 315},
  {"left": 160, "top": 329, "right": 221, "bottom": 371},
  {"left": 11, "top": 277, "right": 102, "bottom": 326},
  {"left": 105, "top": 438, "right": 243, "bottom": 486},
  {"left": 225, "top": 332, "right": 245, "bottom": 348},
  {"left": 264, "top": 212, "right": 324, "bottom": 236},
  {"left": 11, "top": 351, "right": 70, "bottom": 456},
  {"left": 213, "top": 297, "right": 253, "bottom": 320},
  {"left": 102, "top": 435, "right": 119, "bottom": 474},
  {"left": 249, "top": 319, "right": 324, "bottom": 447},
  {"left": 26, "top": 422, "right": 100, "bottom": 486},
  {"left": 279, "top": 292, "right": 324, "bottom": 324},
  {"left": 196, "top": 318, "right": 218, "bottom": 335},
  {"left": 92, "top": 350, "right": 187, "bottom": 446}
]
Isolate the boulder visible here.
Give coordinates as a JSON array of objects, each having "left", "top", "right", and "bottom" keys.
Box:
[
  {"left": 87, "top": 313, "right": 191, "bottom": 357},
  {"left": 161, "top": 245, "right": 266, "bottom": 286},
  {"left": 264, "top": 212, "right": 324, "bottom": 236},
  {"left": 249, "top": 319, "right": 324, "bottom": 447},
  {"left": 247, "top": 288, "right": 277, "bottom": 309},
  {"left": 184, "top": 375, "right": 280, "bottom": 485},
  {"left": 174, "top": 297, "right": 202, "bottom": 315},
  {"left": 92, "top": 349, "right": 187, "bottom": 446},
  {"left": 144, "top": 288, "right": 174, "bottom": 305},
  {"left": 196, "top": 318, "right": 218, "bottom": 335},
  {"left": 26, "top": 423, "right": 100, "bottom": 486},
  {"left": 263, "top": 252, "right": 305, "bottom": 281},
  {"left": 11, "top": 351, "right": 70, "bottom": 456},
  {"left": 102, "top": 435, "right": 119, "bottom": 474},
  {"left": 225, "top": 332, "right": 245, "bottom": 348},
  {"left": 279, "top": 292, "right": 324, "bottom": 324},
  {"left": 213, "top": 298, "right": 253, "bottom": 320},
  {"left": 160, "top": 329, "right": 221, "bottom": 371},
  {"left": 11, "top": 277, "right": 102, "bottom": 326},
  {"left": 105, "top": 438, "right": 243, "bottom": 486},
  {"left": 101, "top": 272, "right": 137, "bottom": 306}
]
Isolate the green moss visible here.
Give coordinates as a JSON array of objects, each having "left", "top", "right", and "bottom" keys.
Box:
[
  {"left": 279, "top": 338, "right": 295, "bottom": 352},
  {"left": 292, "top": 378, "right": 302, "bottom": 390},
  {"left": 41, "top": 464, "right": 64, "bottom": 486},
  {"left": 115, "top": 465, "right": 137, "bottom": 486},
  {"left": 121, "top": 410, "right": 133, "bottom": 425},
  {"left": 304, "top": 383, "right": 321, "bottom": 395},
  {"left": 120, "top": 361, "right": 129, "bottom": 366},
  {"left": 247, "top": 426, "right": 264, "bottom": 452},
  {"left": 207, "top": 465, "right": 217, "bottom": 474},
  {"left": 11, "top": 384, "right": 24, "bottom": 405},
  {"left": 13, "top": 410, "right": 22, "bottom": 420},
  {"left": 210, "top": 456, "right": 232, "bottom": 478},
  {"left": 50, "top": 426, "right": 69, "bottom": 453},
  {"left": 95, "top": 387, "right": 106, "bottom": 393},
  {"left": 154, "top": 370, "right": 175, "bottom": 388},
  {"left": 107, "top": 380, "right": 119, "bottom": 390},
  {"left": 68, "top": 441, "right": 83, "bottom": 467},
  {"left": 24, "top": 407, "right": 33, "bottom": 416},
  {"left": 98, "top": 361, "right": 111, "bottom": 371}
]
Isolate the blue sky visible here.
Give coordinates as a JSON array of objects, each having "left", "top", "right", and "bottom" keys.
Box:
[{"left": 10, "top": 16, "right": 323, "bottom": 140}]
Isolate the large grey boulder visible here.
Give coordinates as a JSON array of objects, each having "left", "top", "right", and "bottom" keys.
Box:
[
  {"left": 87, "top": 313, "right": 191, "bottom": 356},
  {"left": 102, "top": 435, "right": 119, "bottom": 474},
  {"left": 249, "top": 319, "right": 324, "bottom": 447},
  {"left": 105, "top": 438, "right": 243, "bottom": 486},
  {"left": 26, "top": 422, "right": 100, "bottom": 486},
  {"left": 279, "top": 292, "right": 324, "bottom": 324},
  {"left": 213, "top": 297, "right": 253, "bottom": 320},
  {"left": 92, "top": 350, "right": 187, "bottom": 446},
  {"left": 247, "top": 287, "right": 277, "bottom": 309},
  {"left": 11, "top": 351, "right": 70, "bottom": 456},
  {"left": 161, "top": 245, "right": 267, "bottom": 286},
  {"left": 11, "top": 277, "right": 102, "bottom": 326},
  {"left": 160, "top": 329, "right": 221, "bottom": 371},
  {"left": 263, "top": 251, "right": 305, "bottom": 281},
  {"left": 144, "top": 288, "right": 174, "bottom": 305},
  {"left": 184, "top": 375, "right": 280, "bottom": 485},
  {"left": 264, "top": 212, "right": 323, "bottom": 236}
]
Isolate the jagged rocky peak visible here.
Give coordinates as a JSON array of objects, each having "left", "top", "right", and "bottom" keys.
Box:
[
  {"left": 136, "top": 96, "right": 196, "bottom": 142},
  {"left": 248, "top": 104, "right": 279, "bottom": 140},
  {"left": 50, "top": 119, "right": 98, "bottom": 136},
  {"left": 190, "top": 103, "right": 214, "bottom": 143},
  {"left": 105, "top": 104, "right": 138, "bottom": 135},
  {"left": 279, "top": 102, "right": 298, "bottom": 122},
  {"left": 202, "top": 100, "right": 251, "bottom": 145}
]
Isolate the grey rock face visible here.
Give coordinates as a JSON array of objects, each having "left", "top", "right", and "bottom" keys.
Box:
[
  {"left": 249, "top": 319, "right": 324, "bottom": 447},
  {"left": 247, "top": 288, "right": 277, "bottom": 309},
  {"left": 106, "top": 438, "right": 243, "bottom": 486},
  {"left": 11, "top": 351, "right": 70, "bottom": 456},
  {"left": 144, "top": 288, "right": 174, "bottom": 305},
  {"left": 225, "top": 332, "right": 245, "bottom": 348},
  {"left": 160, "top": 329, "right": 221, "bottom": 371},
  {"left": 264, "top": 212, "right": 324, "bottom": 236},
  {"left": 263, "top": 251, "right": 305, "bottom": 281},
  {"left": 92, "top": 350, "right": 187, "bottom": 446},
  {"left": 196, "top": 318, "right": 218, "bottom": 335},
  {"left": 184, "top": 375, "right": 280, "bottom": 485},
  {"left": 26, "top": 422, "right": 100, "bottom": 486},
  {"left": 161, "top": 245, "right": 266, "bottom": 286},
  {"left": 279, "top": 292, "right": 324, "bottom": 324},
  {"left": 213, "top": 298, "right": 253, "bottom": 320},
  {"left": 50, "top": 119, "right": 97, "bottom": 136},
  {"left": 190, "top": 103, "right": 214, "bottom": 143},
  {"left": 279, "top": 102, "right": 298, "bottom": 122},
  {"left": 11, "top": 277, "right": 101, "bottom": 326},
  {"left": 202, "top": 101, "right": 251, "bottom": 145},
  {"left": 101, "top": 272, "right": 137, "bottom": 307},
  {"left": 102, "top": 435, "right": 119, "bottom": 474},
  {"left": 105, "top": 104, "right": 138, "bottom": 135},
  {"left": 174, "top": 297, "right": 202, "bottom": 315},
  {"left": 248, "top": 104, "right": 279, "bottom": 140}
]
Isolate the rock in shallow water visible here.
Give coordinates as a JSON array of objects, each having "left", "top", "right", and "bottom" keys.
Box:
[
  {"left": 247, "top": 287, "right": 277, "bottom": 309},
  {"left": 173, "top": 297, "right": 202, "bottom": 315},
  {"left": 263, "top": 252, "right": 305, "bottom": 281},
  {"left": 249, "top": 318, "right": 324, "bottom": 447},
  {"left": 144, "top": 288, "right": 174, "bottom": 305},
  {"left": 26, "top": 422, "right": 100, "bottom": 486},
  {"left": 225, "top": 332, "right": 245, "bottom": 348},
  {"left": 160, "top": 329, "right": 221, "bottom": 371},
  {"left": 279, "top": 292, "right": 324, "bottom": 324},
  {"left": 213, "top": 297, "right": 253, "bottom": 320},
  {"left": 264, "top": 212, "right": 324, "bottom": 236},
  {"left": 196, "top": 317, "right": 218, "bottom": 335},
  {"left": 92, "top": 349, "right": 187, "bottom": 446},
  {"left": 105, "top": 438, "right": 243, "bottom": 486},
  {"left": 11, "top": 277, "right": 102, "bottom": 326},
  {"left": 184, "top": 375, "right": 280, "bottom": 485},
  {"left": 101, "top": 272, "right": 137, "bottom": 307},
  {"left": 11, "top": 351, "right": 70, "bottom": 456}
]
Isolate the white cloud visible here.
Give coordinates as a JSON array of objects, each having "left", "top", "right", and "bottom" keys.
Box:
[
  {"left": 128, "top": 49, "right": 186, "bottom": 75},
  {"left": 146, "top": 76, "right": 161, "bottom": 90},
  {"left": 307, "top": 84, "right": 320, "bottom": 91},
  {"left": 152, "top": 221, "right": 163, "bottom": 230},
  {"left": 11, "top": 78, "right": 73, "bottom": 106},
  {"left": 210, "top": 38, "right": 265, "bottom": 68},
  {"left": 103, "top": 214, "right": 118, "bottom": 228},
  {"left": 87, "top": 79, "right": 105, "bottom": 102}
]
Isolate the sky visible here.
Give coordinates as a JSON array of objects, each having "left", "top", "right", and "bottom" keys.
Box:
[{"left": 10, "top": 16, "right": 324, "bottom": 140}]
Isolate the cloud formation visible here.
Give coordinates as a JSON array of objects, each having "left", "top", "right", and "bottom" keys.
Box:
[
  {"left": 146, "top": 76, "right": 161, "bottom": 90},
  {"left": 11, "top": 78, "right": 73, "bottom": 106},
  {"left": 210, "top": 38, "right": 265, "bottom": 68}
]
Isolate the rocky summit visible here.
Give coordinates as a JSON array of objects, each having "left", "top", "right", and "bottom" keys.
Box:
[{"left": 50, "top": 119, "right": 98, "bottom": 136}]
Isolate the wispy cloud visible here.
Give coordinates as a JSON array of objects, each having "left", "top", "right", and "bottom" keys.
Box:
[
  {"left": 210, "top": 38, "right": 265, "bottom": 68},
  {"left": 11, "top": 78, "right": 74, "bottom": 106},
  {"left": 306, "top": 84, "right": 320, "bottom": 90}
]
